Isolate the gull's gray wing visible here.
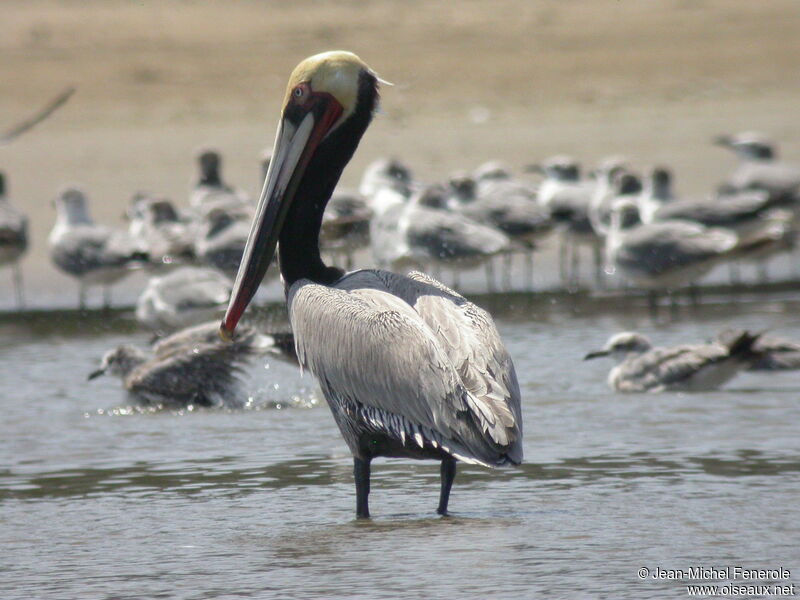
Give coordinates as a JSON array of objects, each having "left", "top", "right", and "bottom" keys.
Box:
[
  {"left": 51, "top": 225, "right": 143, "bottom": 276},
  {"left": 288, "top": 269, "right": 522, "bottom": 466},
  {"left": 615, "top": 221, "right": 736, "bottom": 277},
  {"left": 127, "top": 343, "right": 252, "bottom": 406},
  {"left": 618, "top": 344, "right": 729, "bottom": 391}
]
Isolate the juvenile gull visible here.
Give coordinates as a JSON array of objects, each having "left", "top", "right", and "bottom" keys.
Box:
[
  {"left": 0, "top": 172, "right": 28, "bottom": 307},
  {"left": 49, "top": 187, "right": 147, "bottom": 309},
  {"left": 135, "top": 266, "right": 232, "bottom": 332},
  {"left": 584, "top": 330, "right": 760, "bottom": 392},
  {"left": 88, "top": 329, "right": 258, "bottom": 408}
]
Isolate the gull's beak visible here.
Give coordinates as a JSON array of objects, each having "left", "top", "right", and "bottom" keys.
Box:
[
  {"left": 713, "top": 135, "right": 732, "bottom": 148},
  {"left": 87, "top": 368, "right": 105, "bottom": 381},
  {"left": 583, "top": 350, "right": 609, "bottom": 361},
  {"left": 220, "top": 96, "right": 343, "bottom": 340}
]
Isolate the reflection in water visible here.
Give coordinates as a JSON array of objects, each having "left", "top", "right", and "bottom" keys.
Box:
[{"left": 4, "top": 450, "right": 799, "bottom": 501}]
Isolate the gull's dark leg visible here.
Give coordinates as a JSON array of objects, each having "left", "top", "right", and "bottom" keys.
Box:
[
  {"left": 353, "top": 456, "right": 371, "bottom": 519},
  {"left": 103, "top": 286, "right": 112, "bottom": 311},
  {"left": 485, "top": 260, "right": 496, "bottom": 293},
  {"left": 647, "top": 290, "right": 659, "bottom": 320},
  {"left": 12, "top": 263, "right": 25, "bottom": 309},
  {"left": 437, "top": 458, "right": 457, "bottom": 516}
]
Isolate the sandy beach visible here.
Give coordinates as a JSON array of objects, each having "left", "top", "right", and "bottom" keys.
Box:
[{"left": 1, "top": 0, "right": 799, "bottom": 305}]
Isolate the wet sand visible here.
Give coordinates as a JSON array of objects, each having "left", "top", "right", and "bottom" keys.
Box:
[{"left": 1, "top": 0, "right": 799, "bottom": 304}]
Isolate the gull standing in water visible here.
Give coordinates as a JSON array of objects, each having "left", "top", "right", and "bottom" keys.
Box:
[
  {"left": 605, "top": 199, "right": 737, "bottom": 308},
  {"left": 584, "top": 330, "right": 760, "bottom": 392},
  {"left": 0, "top": 172, "right": 28, "bottom": 308},
  {"left": 49, "top": 187, "right": 147, "bottom": 309},
  {"left": 135, "top": 266, "right": 232, "bottom": 332},
  {"left": 370, "top": 183, "right": 511, "bottom": 290},
  {"left": 221, "top": 51, "right": 522, "bottom": 518},
  {"left": 451, "top": 166, "right": 552, "bottom": 290},
  {"left": 530, "top": 156, "right": 602, "bottom": 287}
]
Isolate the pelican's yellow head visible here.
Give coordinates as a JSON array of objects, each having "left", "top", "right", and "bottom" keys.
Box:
[{"left": 282, "top": 51, "right": 372, "bottom": 127}]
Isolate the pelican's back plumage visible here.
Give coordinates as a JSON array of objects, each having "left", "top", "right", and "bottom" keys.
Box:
[{"left": 288, "top": 269, "right": 522, "bottom": 467}]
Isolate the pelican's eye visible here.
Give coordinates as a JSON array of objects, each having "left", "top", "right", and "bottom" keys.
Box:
[{"left": 292, "top": 83, "right": 311, "bottom": 104}]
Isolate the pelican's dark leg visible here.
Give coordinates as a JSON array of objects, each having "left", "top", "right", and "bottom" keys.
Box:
[
  {"left": 354, "top": 456, "right": 371, "bottom": 519},
  {"left": 437, "top": 458, "right": 457, "bottom": 516}
]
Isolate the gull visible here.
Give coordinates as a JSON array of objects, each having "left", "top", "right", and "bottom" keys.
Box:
[
  {"left": 530, "top": 155, "right": 602, "bottom": 287},
  {"left": 370, "top": 182, "right": 511, "bottom": 289},
  {"left": 135, "top": 266, "right": 232, "bottom": 332},
  {"left": 715, "top": 132, "right": 800, "bottom": 210},
  {"left": 605, "top": 199, "right": 737, "bottom": 302},
  {"left": 449, "top": 168, "right": 552, "bottom": 289},
  {"left": 127, "top": 194, "right": 195, "bottom": 265},
  {"left": 320, "top": 189, "right": 373, "bottom": 270},
  {"left": 0, "top": 172, "right": 28, "bottom": 308},
  {"left": 49, "top": 187, "right": 147, "bottom": 309},
  {"left": 584, "top": 330, "right": 760, "bottom": 392},
  {"left": 189, "top": 148, "right": 251, "bottom": 217},
  {"left": 87, "top": 322, "right": 275, "bottom": 408}
]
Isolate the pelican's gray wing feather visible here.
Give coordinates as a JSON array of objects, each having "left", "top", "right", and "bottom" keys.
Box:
[
  {"left": 403, "top": 271, "right": 522, "bottom": 447},
  {"left": 288, "top": 269, "right": 522, "bottom": 466}
]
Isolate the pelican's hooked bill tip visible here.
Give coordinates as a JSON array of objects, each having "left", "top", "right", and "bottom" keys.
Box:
[{"left": 219, "top": 322, "right": 234, "bottom": 343}]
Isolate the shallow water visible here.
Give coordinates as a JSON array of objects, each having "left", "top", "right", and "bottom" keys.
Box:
[{"left": 2, "top": 294, "right": 800, "bottom": 599}]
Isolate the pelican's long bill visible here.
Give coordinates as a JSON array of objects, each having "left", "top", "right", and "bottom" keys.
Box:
[{"left": 220, "top": 92, "right": 344, "bottom": 340}]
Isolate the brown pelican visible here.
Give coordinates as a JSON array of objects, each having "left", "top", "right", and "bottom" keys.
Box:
[
  {"left": 220, "top": 51, "right": 522, "bottom": 518},
  {"left": 0, "top": 172, "right": 28, "bottom": 308},
  {"left": 584, "top": 330, "right": 760, "bottom": 392}
]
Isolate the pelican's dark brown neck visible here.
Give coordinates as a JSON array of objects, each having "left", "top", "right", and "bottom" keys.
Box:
[{"left": 278, "top": 71, "right": 378, "bottom": 289}]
